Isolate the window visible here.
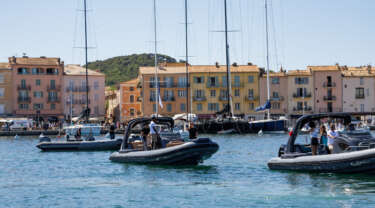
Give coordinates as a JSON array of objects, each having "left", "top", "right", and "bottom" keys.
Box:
[
  {"left": 130, "top": 87, "right": 134, "bottom": 91},
  {"left": 94, "top": 106, "right": 99, "bottom": 115},
  {"left": 249, "top": 103, "right": 254, "bottom": 110},
  {"left": 178, "top": 90, "right": 186, "bottom": 97},
  {"left": 208, "top": 103, "right": 219, "bottom": 111},
  {"left": 248, "top": 76, "right": 254, "bottom": 83},
  {"left": 178, "top": 77, "right": 187, "bottom": 87},
  {"left": 197, "top": 103, "right": 202, "bottom": 111},
  {"left": 32, "top": 68, "right": 43, "bottom": 75},
  {"left": 272, "top": 102, "right": 280, "bottom": 109},
  {"left": 271, "top": 77, "right": 279, "bottom": 84},
  {"left": 36, "top": 79, "right": 41, "bottom": 86},
  {"left": 272, "top": 92, "right": 279, "bottom": 98},
  {"left": 18, "top": 68, "right": 29, "bottom": 74},
  {"left": 130, "top": 95, "right": 134, "bottom": 103},
  {"left": 19, "top": 104, "right": 29, "bottom": 110},
  {"left": 210, "top": 90, "right": 216, "bottom": 97},
  {"left": 360, "top": 77, "right": 364, "bottom": 85},
  {"left": 50, "top": 103, "right": 56, "bottom": 110},
  {"left": 295, "top": 77, "right": 309, "bottom": 84},
  {"left": 0, "top": 88, "right": 4, "bottom": 97},
  {"left": 0, "top": 75, "right": 4, "bottom": 83},
  {"left": 21, "top": 79, "right": 26, "bottom": 87},
  {"left": 153, "top": 104, "right": 157, "bottom": 112},
  {"left": 248, "top": 89, "right": 254, "bottom": 97},
  {"left": 33, "top": 91, "right": 43, "bottom": 98},
  {"left": 94, "top": 81, "right": 99, "bottom": 90},
  {"left": 180, "top": 103, "right": 186, "bottom": 111},
  {"left": 50, "top": 80, "right": 55, "bottom": 88},
  {"left": 222, "top": 76, "right": 227, "bottom": 87},
  {"left": 46, "top": 68, "right": 58, "bottom": 75},
  {"left": 194, "top": 76, "right": 204, "bottom": 84},
  {"left": 360, "top": 104, "right": 365, "bottom": 112},
  {"left": 355, "top": 88, "right": 365, "bottom": 99},
  {"left": 195, "top": 90, "right": 204, "bottom": 98},
  {"left": 130, "top": 108, "right": 135, "bottom": 116},
  {"left": 150, "top": 91, "right": 156, "bottom": 101},
  {"left": 33, "top": 103, "right": 43, "bottom": 110},
  {"left": 234, "top": 89, "right": 240, "bottom": 97},
  {"left": 95, "top": 94, "right": 99, "bottom": 101},
  {"left": 167, "top": 104, "right": 172, "bottom": 112},
  {"left": 208, "top": 76, "right": 218, "bottom": 87},
  {"left": 235, "top": 103, "right": 240, "bottom": 110},
  {"left": 234, "top": 76, "right": 240, "bottom": 87}
]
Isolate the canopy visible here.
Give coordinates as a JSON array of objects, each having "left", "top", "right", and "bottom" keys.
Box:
[{"left": 172, "top": 113, "right": 197, "bottom": 121}]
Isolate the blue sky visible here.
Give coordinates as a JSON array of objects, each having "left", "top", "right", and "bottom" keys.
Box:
[{"left": 0, "top": 0, "right": 374, "bottom": 70}]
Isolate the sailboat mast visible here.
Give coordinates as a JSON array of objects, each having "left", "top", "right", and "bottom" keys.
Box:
[
  {"left": 224, "top": 0, "right": 234, "bottom": 117},
  {"left": 185, "top": 0, "right": 190, "bottom": 122},
  {"left": 265, "top": 0, "right": 271, "bottom": 120},
  {"left": 83, "top": 0, "right": 90, "bottom": 122},
  {"left": 153, "top": 0, "right": 159, "bottom": 117}
]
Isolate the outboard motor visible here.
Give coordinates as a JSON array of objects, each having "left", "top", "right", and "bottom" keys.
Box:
[{"left": 39, "top": 134, "right": 51, "bottom": 143}]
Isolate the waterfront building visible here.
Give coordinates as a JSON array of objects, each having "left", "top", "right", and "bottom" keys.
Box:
[
  {"left": 189, "top": 64, "right": 261, "bottom": 119},
  {"left": 9, "top": 56, "right": 64, "bottom": 120},
  {"left": 63, "top": 64, "right": 105, "bottom": 119},
  {"left": 105, "top": 87, "right": 120, "bottom": 122},
  {"left": 287, "top": 69, "right": 314, "bottom": 118},
  {"left": 140, "top": 63, "right": 188, "bottom": 117},
  {"left": 0, "top": 63, "right": 13, "bottom": 115},
  {"left": 259, "top": 70, "right": 288, "bottom": 118},
  {"left": 342, "top": 66, "right": 375, "bottom": 113},
  {"left": 310, "top": 65, "right": 343, "bottom": 113},
  {"left": 119, "top": 78, "right": 142, "bottom": 122}
]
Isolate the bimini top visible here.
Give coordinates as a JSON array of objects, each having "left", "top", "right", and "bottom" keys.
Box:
[
  {"left": 121, "top": 117, "right": 174, "bottom": 150},
  {"left": 286, "top": 113, "right": 351, "bottom": 153}
]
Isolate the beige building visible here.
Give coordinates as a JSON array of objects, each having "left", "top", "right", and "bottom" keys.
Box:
[
  {"left": 287, "top": 69, "right": 314, "bottom": 117},
  {"left": 63, "top": 64, "right": 105, "bottom": 119},
  {"left": 105, "top": 87, "right": 120, "bottom": 122},
  {"left": 0, "top": 63, "right": 13, "bottom": 115}
]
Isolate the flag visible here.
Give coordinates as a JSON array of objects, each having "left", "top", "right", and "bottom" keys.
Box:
[
  {"left": 158, "top": 84, "right": 163, "bottom": 108},
  {"left": 255, "top": 100, "right": 271, "bottom": 112}
]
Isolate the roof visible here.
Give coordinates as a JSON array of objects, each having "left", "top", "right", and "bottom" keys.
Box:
[
  {"left": 139, "top": 65, "right": 260, "bottom": 75},
  {"left": 342, "top": 69, "right": 375, "bottom": 77},
  {"left": 120, "top": 78, "right": 139, "bottom": 85},
  {"left": 260, "top": 71, "right": 287, "bottom": 77},
  {"left": 308, "top": 65, "right": 339, "bottom": 72},
  {"left": 64, "top": 64, "right": 104, "bottom": 76},
  {"left": 8, "top": 57, "right": 62, "bottom": 66},
  {"left": 287, "top": 69, "right": 311, "bottom": 76},
  {"left": 0, "top": 63, "right": 10, "bottom": 69}
]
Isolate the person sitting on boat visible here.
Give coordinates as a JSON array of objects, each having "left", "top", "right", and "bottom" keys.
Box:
[
  {"left": 189, "top": 122, "right": 198, "bottom": 140},
  {"left": 320, "top": 125, "right": 329, "bottom": 154},
  {"left": 75, "top": 128, "right": 82, "bottom": 141},
  {"left": 149, "top": 116, "right": 160, "bottom": 149},
  {"left": 327, "top": 124, "right": 338, "bottom": 153},
  {"left": 309, "top": 121, "right": 319, "bottom": 155},
  {"left": 109, "top": 124, "right": 116, "bottom": 140},
  {"left": 141, "top": 127, "right": 150, "bottom": 150}
]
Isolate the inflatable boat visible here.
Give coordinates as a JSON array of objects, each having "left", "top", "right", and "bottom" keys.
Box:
[
  {"left": 268, "top": 113, "right": 375, "bottom": 173},
  {"left": 36, "top": 136, "right": 122, "bottom": 151},
  {"left": 109, "top": 117, "right": 219, "bottom": 165}
]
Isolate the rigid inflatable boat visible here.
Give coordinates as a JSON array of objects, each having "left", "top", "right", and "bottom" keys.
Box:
[
  {"left": 268, "top": 113, "right": 375, "bottom": 173},
  {"left": 110, "top": 117, "right": 219, "bottom": 165}
]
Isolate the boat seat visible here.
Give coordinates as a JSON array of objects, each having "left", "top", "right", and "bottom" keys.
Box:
[
  {"left": 281, "top": 152, "right": 312, "bottom": 159},
  {"left": 166, "top": 140, "right": 184, "bottom": 147}
]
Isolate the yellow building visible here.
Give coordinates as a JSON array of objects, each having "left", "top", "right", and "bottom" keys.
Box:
[{"left": 189, "top": 64, "right": 261, "bottom": 118}]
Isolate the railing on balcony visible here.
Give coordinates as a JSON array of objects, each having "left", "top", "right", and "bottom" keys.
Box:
[
  {"left": 47, "top": 97, "right": 60, "bottom": 103},
  {"left": 47, "top": 85, "right": 61, "bottom": 91},
  {"left": 319, "top": 108, "right": 342, "bottom": 113},
  {"left": 232, "top": 82, "right": 244, "bottom": 88},
  {"left": 293, "top": 106, "right": 312, "bottom": 111},
  {"left": 18, "top": 96, "right": 31, "bottom": 103},
  {"left": 193, "top": 96, "right": 206, "bottom": 101},
  {"left": 323, "top": 95, "right": 336, "bottom": 101},
  {"left": 270, "top": 96, "right": 284, "bottom": 101},
  {"left": 65, "top": 86, "right": 90, "bottom": 92},
  {"left": 219, "top": 96, "right": 229, "bottom": 101},
  {"left": 323, "top": 82, "right": 336, "bottom": 88},
  {"left": 17, "top": 85, "right": 31, "bottom": 90},
  {"left": 293, "top": 93, "right": 311, "bottom": 98},
  {"left": 150, "top": 82, "right": 177, "bottom": 88},
  {"left": 206, "top": 82, "right": 220, "bottom": 88},
  {"left": 65, "top": 99, "right": 91, "bottom": 105},
  {"left": 244, "top": 96, "right": 258, "bottom": 101},
  {"left": 355, "top": 95, "right": 365, "bottom": 99},
  {"left": 149, "top": 97, "right": 157, "bottom": 102},
  {"left": 162, "top": 96, "right": 175, "bottom": 101},
  {"left": 177, "top": 83, "right": 188, "bottom": 88}
]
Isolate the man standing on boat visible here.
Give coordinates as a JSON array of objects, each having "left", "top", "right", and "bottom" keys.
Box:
[
  {"left": 189, "top": 122, "right": 198, "bottom": 140},
  {"left": 150, "top": 116, "right": 159, "bottom": 149}
]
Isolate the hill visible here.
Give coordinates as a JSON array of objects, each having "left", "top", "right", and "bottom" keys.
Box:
[{"left": 87, "top": 53, "right": 177, "bottom": 86}]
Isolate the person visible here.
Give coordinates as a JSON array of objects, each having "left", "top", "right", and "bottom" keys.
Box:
[
  {"left": 189, "top": 122, "right": 198, "bottom": 140},
  {"left": 75, "top": 128, "right": 82, "bottom": 140},
  {"left": 320, "top": 125, "right": 329, "bottom": 154},
  {"left": 141, "top": 127, "right": 150, "bottom": 150},
  {"left": 149, "top": 116, "right": 159, "bottom": 149},
  {"left": 109, "top": 124, "right": 116, "bottom": 140},
  {"left": 309, "top": 121, "right": 319, "bottom": 155},
  {"left": 327, "top": 124, "right": 338, "bottom": 153}
]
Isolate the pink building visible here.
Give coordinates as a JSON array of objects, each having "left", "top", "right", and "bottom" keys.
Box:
[
  {"left": 63, "top": 64, "right": 105, "bottom": 119},
  {"left": 259, "top": 71, "right": 288, "bottom": 117},
  {"left": 310, "top": 65, "right": 343, "bottom": 113},
  {"left": 9, "top": 56, "right": 64, "bottom": 120}
]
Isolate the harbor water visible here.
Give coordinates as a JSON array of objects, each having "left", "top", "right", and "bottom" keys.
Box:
[{"left": 2, "top": 134, "right": 375, "bottom": 207}]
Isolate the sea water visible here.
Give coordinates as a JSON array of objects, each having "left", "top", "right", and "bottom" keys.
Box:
[{"left": 1, "top": 134, "right": 375, "bottom": 207}]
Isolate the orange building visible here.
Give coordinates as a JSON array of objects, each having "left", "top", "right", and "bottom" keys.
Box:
[{"left": 119, "top": 79, "right": 142, "bottom": 122}]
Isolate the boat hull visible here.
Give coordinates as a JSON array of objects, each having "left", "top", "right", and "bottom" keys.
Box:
[
  {"left": 268, "top": 148, "right": 375, "bottom": 173},
  {"left": 249, "top": 119, "right": 286, "bottom": 133},
  {"left": 36, "top": 139, "right": 122, "bottom": 151},
  {"left": 110, "top": 138, "right": 219, "bottom": 165}
]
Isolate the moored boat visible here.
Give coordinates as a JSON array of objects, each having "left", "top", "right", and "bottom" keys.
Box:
[
  {"left": 268, "top": 113, "right": 375, "bottom": 173},
  {"left": 36, "top": 138, "right": 122, "bottom": 151}
]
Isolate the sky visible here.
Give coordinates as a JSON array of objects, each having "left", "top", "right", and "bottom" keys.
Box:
[{"left": 0, "top": 0, "right": 375, "bottom": 70}]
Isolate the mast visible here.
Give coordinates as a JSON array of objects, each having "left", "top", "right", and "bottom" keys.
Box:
[
  {"left": 224, "top": 0, "right": 234, "bottom": 117},
  {"left": 265, "top": 0, "right": 271, "bottom": 120},
  {"left": 184, "top": 0, "right": 190, "bottom": 122},
  {"left": 83, "top": 0, "right": 89, "bottom": 122},
  {"left": 153, "top": 0, "right": 159, "bottom": 117}
]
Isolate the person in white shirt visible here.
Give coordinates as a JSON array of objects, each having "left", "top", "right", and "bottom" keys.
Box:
[
  {"left": 327, "top": 124, "right": 338, "bottom": 153},
  {"left": 149, "top": 116, "right": 159, "bottom": 149},
  {"left": 309, "top": 121, "right": 319, "bottom": 155}
]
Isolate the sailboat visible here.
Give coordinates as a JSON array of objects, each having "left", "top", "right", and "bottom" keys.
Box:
[
  {"left": 36, "top": 0, "right": 122, "bottom": 151},
  {"left": 248, "top": 0, "right": 287, "bottom": 134}
]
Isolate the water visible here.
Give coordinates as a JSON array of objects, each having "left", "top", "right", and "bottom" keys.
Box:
[{"left": 2, "top": 134, "right": 375, "bottom": 208}]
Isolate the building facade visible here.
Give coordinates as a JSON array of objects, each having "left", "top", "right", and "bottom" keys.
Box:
[
  {"left": 311, "top": 65, "right": 343, "bottom": 113},
  {"left": 119, "top": 79, "right": 142, "bottom": 122},
  {"left": 9, "top": 56, "right": 64, "bottom": 119},
  {"left": 63, "top": 64, "right": 105, "bottom": 119},
  {"left": 0, "top": 63, "right": 13, "bottom": 115},
  {"left": 287, "top": 69, "right": 314, "bottom": 117},
  {"left": 342, "top": 67, "right": 375, "bottom": 113},
  {"left": 259, "top": 71, "right": 288, "bottom": 117},
  {"left": 105, "top": 87, "right": 120, "bottom": 122}
]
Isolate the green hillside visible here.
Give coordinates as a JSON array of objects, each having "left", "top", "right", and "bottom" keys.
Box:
[{"left": 87, "top": 53, "right": 177, "bottom": 86}]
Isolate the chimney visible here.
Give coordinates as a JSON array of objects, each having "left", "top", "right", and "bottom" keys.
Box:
[
  {"left": 232, "top": 62, "right": 238, "bottom": 67},
  {"left": 40, "top": 56, "right": 46, "bottom": 58},
  {"left": 215, "top": 62, "right": 219, "bottom": 68},
  {"left": 247, "top": 62, "right": 253, "bottom": 66}
]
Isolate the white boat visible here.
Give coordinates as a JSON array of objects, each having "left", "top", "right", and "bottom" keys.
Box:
[{"left": 63, "top": 123, "right": 102, "bottom": 137}]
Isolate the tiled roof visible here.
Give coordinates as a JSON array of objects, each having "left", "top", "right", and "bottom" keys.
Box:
[
  {"left": 342, "top": 69, "right": 375, "bottom": 77},
  {"left": 9, "top": 57, "right": 62, "bottom": 66},
  {"left": 120, "top": 78, "right": 139, "bottom": 85},
  {"left": 64, "top": 64, "right": 104, "bottom": 76},
  {"left": 140, "top": 65, "right": 260, "bottom": 75},
  {"left": 287, "top": 69, "right": 311, "bottom": 76},
  {"left": 0, "top": 63, "right": 10, "bottom": 69},
  {"left": 261, "top": 71, "right": 287, "bottom": 77},
  {"left": 308, "top": 65, "right": 339, "bottom": 71}
]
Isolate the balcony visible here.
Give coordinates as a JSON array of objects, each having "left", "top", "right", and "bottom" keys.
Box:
[
  {"left": 47, "top": 97, "right": 60, "bottom": 103},
  {"left": 47, "top": 85, "right": 61, "bottom": 91},
  {"left": 293, "top": 93, "right": 311, "bottom": 98},
  {"left": 162, "top": 96, "right": 175, "bottom": 102},
  {"left": 270, "top": 96, "right": 284, "bottom": 101},
  {"left": 66, "top": 99, "right": 91, "bottom": 105},
  {"left": 244, "top": 96, "right": 258, "bottom": 101},
  {"left": 17, "top": 85, "right": 31, "bottom": 90},
  {"left": 219, "top": 96, "right": 229, "bottom": 101},
  {"left": 323, "top": 82, "right": 336, "bottom": 88},
  {"left": 150, "top": 82, "right": 177, "bottom": 88},
  {"left": 323, "top": 95, "right": 336, "bottom": 101},
  {"left": 206, "top": 82, "right": 220, "bottom": 88},
  {"left": 232, "top": 82, "right": 244, "bottom": 88},
  {"left": 319, "top": 108, "right": 342, "bottom": 113},
  {"left": 18, "top": 96, "right": 31, "bottom": 103},
  {"left": 193, "top": 96, "right": 206, "bottom": 101},
  {"left": 65, "top": 86, "right": 90, "bottom": 92},
  {"left": 293, "top": 106, "right": 312, "bottom": 112},
  {"left": 355, "top": 95, "right": 365, "bottom": 99},
  {"left": 177, "top": 83, "right": 188, "bottom": 88}
]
